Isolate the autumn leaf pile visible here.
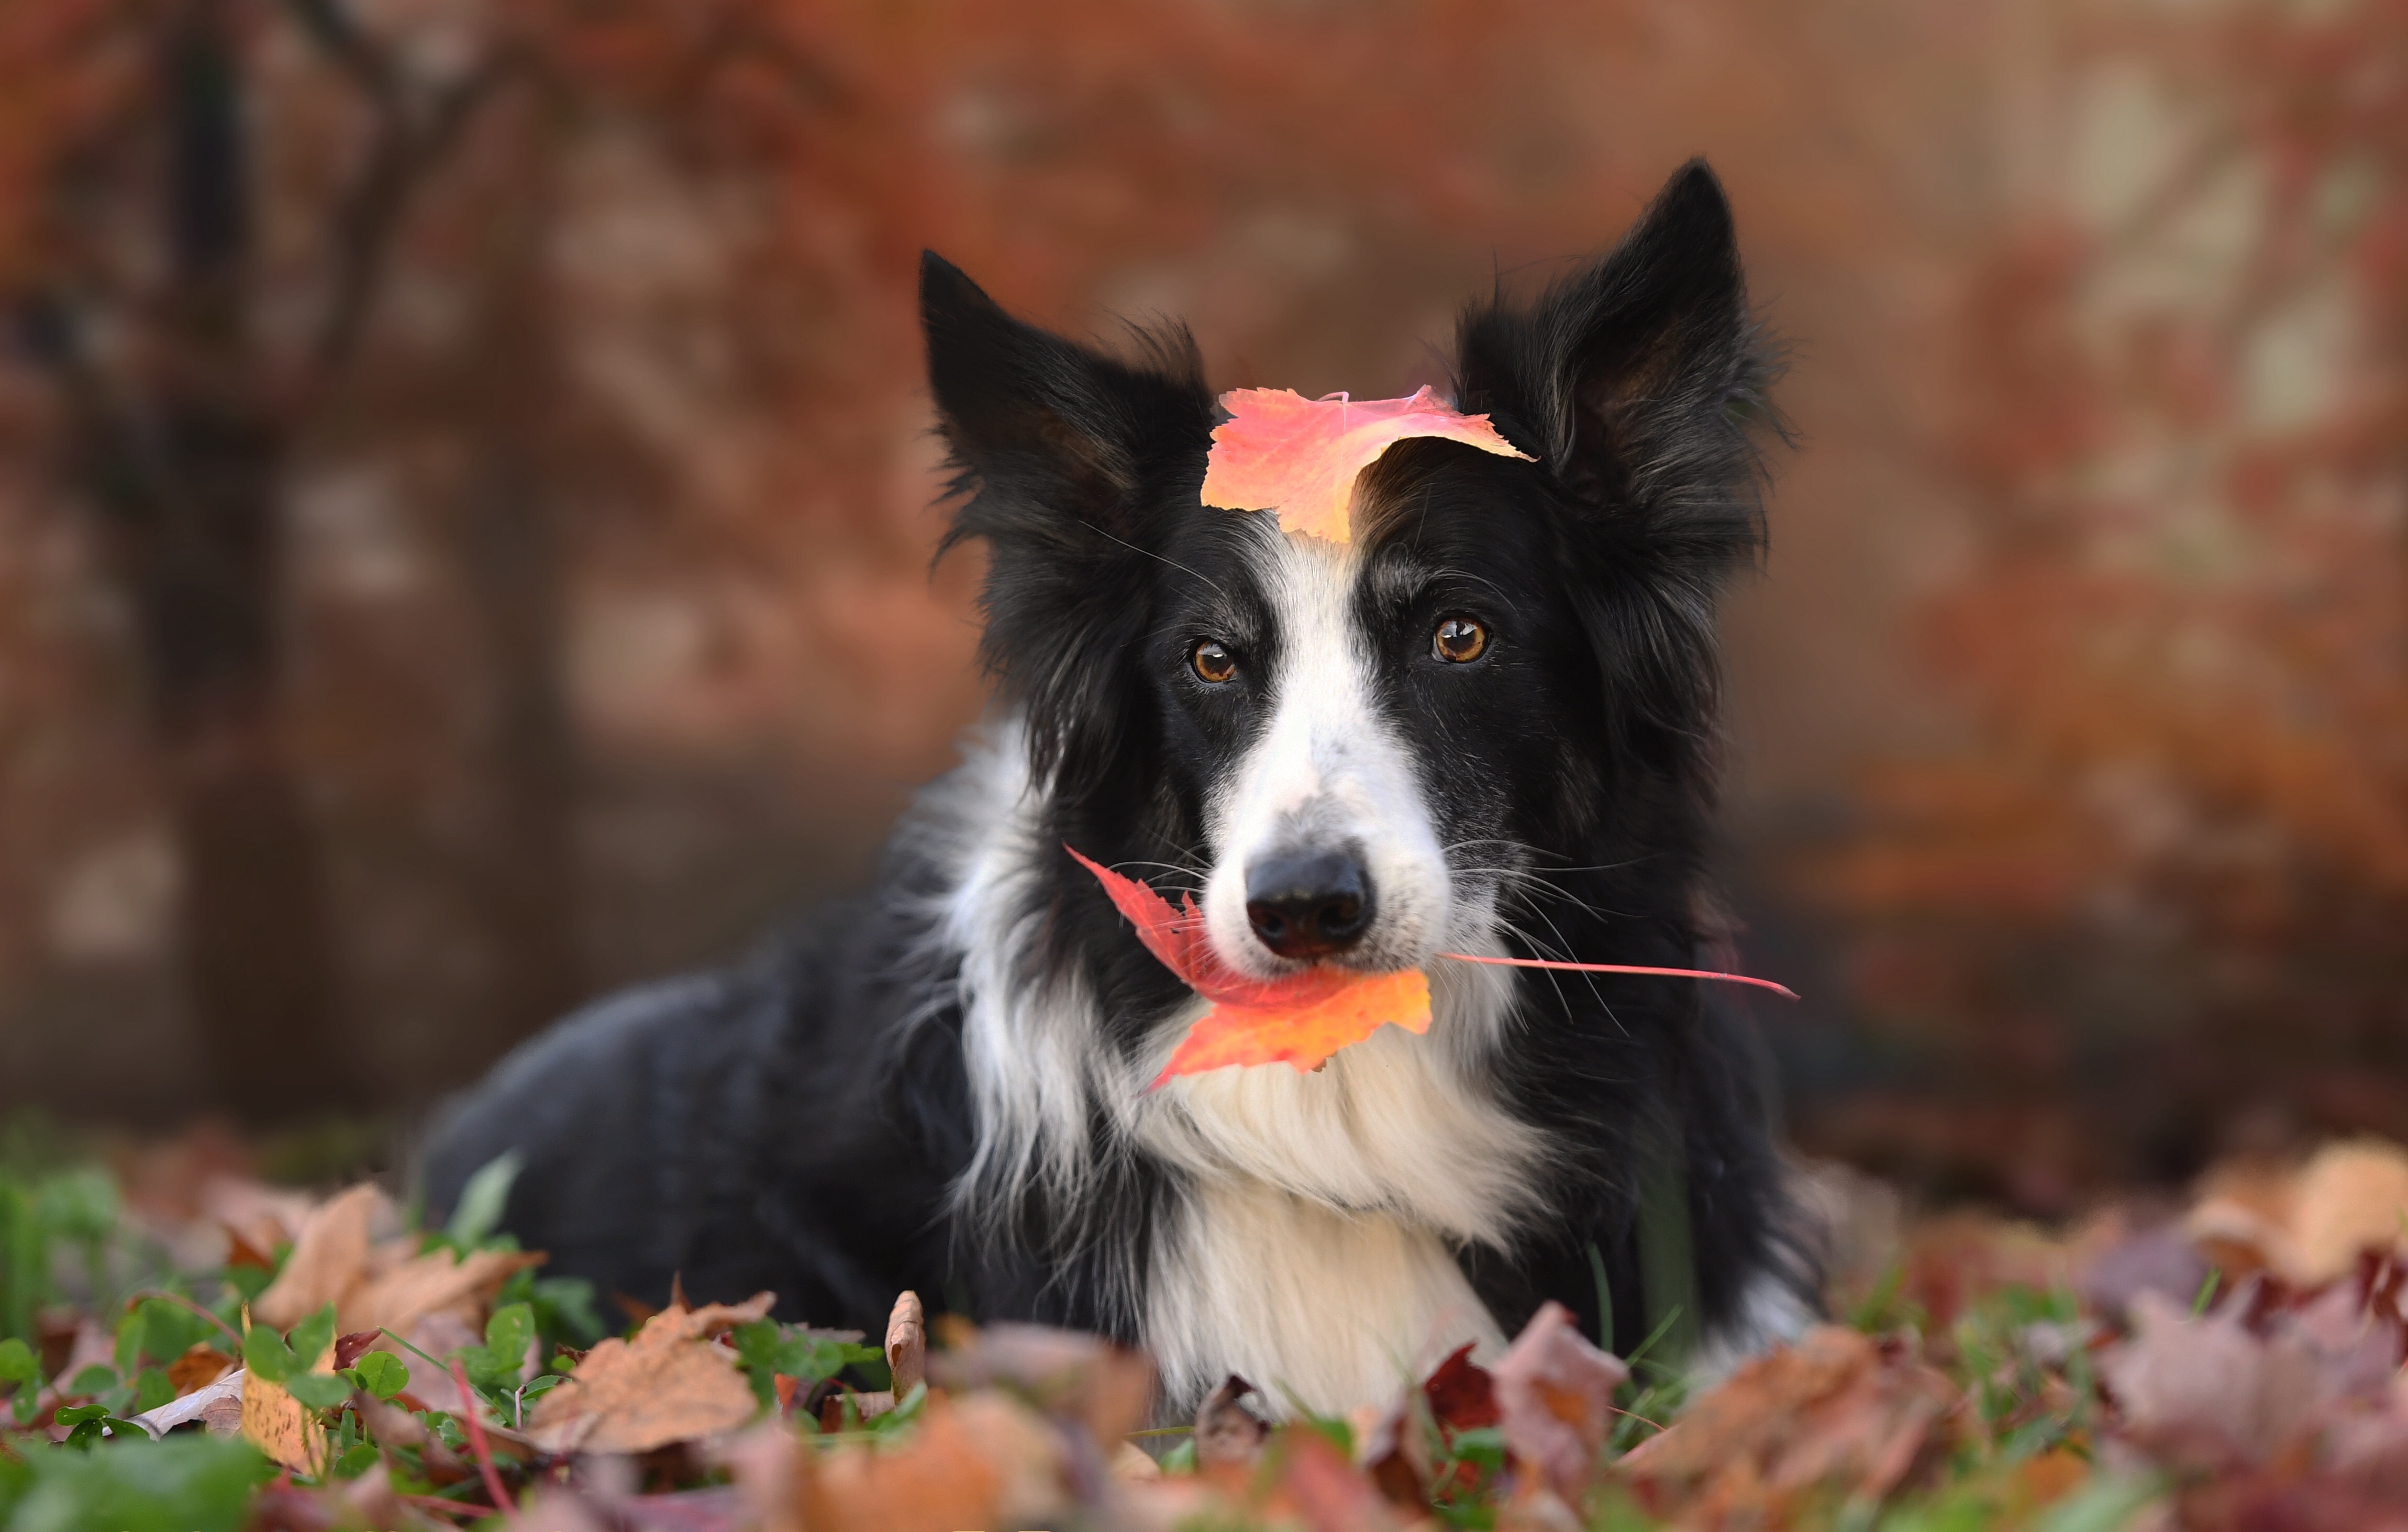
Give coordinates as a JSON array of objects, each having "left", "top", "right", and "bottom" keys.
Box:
[{"left": 8, "top": 1135, "right": 2408, "bottom": 1529}]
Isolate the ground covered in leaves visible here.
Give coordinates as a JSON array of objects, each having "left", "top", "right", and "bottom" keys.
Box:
[{"left": 6, "top": 1126, "right": 2408, "bottom": 1530}]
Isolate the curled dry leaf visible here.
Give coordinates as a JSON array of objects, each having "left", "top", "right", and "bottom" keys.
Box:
[
  {"left": 1618, "top": 1326, "right": 1960, "bottom": 1524},
  {"left": 1200, "top": 386, "right": 1534, "bottom": 543},
  {"left": 885, "top": 1290, "right": 926, "bottom": 1399},
  {"left": 2190, "top": 1140, "right": 2408, "bottom": 1287},
  {"left": 126, "top": 1368, "right": 245, "bottom": 1439},
  {"left": 1068, "top": 847, "right": 1432, "bottom": 1082},
  {"left": 1490, "top": 1301, "right": 1627, "bottom": 1499},
  {"left": 525, "top": 1292, "right": 773, "bottom": 1456},
  {"left": 1194, "top": 1374, "right": 1274, "bottom": 1472}
]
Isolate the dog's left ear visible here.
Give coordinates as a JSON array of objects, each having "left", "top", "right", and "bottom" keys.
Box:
[{"left": 1455, "top": 160, "right": 1777, "bottom": 541}]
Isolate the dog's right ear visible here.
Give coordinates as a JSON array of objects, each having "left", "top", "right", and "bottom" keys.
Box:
[{"left": 920, "top": 253, "right": 1214, "bottom": 785}]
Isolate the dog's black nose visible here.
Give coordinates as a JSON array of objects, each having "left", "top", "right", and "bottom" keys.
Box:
[{"left": 1245, "top": 849, "right": 1373, "bottom": 960}]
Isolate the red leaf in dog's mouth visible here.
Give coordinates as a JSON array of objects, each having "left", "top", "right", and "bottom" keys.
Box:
[
  {"left": 1068, "top": 847, "right": 1796, "bottom": 1088},
  {"left": 1065, "top": 847, "right": 1434, "bottom": 1086}
]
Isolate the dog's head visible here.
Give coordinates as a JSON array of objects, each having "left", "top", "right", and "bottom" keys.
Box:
[{"left": 926, "top": 161, "right": 1777, "bottom": 991}]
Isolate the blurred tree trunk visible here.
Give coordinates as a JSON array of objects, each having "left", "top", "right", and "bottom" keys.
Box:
[
  {"left": 452, "top": 99, "right": 583, "bottom": 1058},
  {"left": 103, "top": 2, "right": 351, "bottom": 1119}
]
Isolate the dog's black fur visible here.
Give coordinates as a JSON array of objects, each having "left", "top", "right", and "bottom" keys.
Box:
[{"left": 422, "top": 160, "right": 1807, "bottom": 1395}]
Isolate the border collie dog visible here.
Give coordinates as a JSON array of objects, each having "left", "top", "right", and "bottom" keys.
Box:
[{"left": 423, "top": 160, "right": 1811, "bottom": 1416}]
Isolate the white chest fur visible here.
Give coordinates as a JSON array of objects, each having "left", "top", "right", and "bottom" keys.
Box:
[
  {"left": 1127, "top": 978, "right": 1547, "bottom": 1415},
  {"left": 1146, "top": 1176, "right": 1506, "bottom": 1415}
]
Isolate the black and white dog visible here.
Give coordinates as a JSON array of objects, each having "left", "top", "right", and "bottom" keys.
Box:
[{"left": 422, "top": 159, "right": 1812, "bottom": 1416}]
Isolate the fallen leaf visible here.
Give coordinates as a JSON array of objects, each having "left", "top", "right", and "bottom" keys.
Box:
[
  {"left": 1200, "top": 386, "right": 1534, "bottom": 542},
  {"left": 2187, "top": 1141, "right": 2408, "bottom": 1289},
  {"left": 1422, "top": 1343, "right": 1503, "bottom": 1434},
  {"left": 885, "top": 1290, "right": 925, "bottom": 1399},
  {"left": 1895, "top": 1211, "right": 2069, "bottom": 1331},
  {"left": 1193, "top": 1374, "right": 1273, "bottom": 1472},
  {"left": 2101, "top": 1289, "right": 2326, "bottom": 1468},
  {"left": 344, "top": 1244, "right": 543, "bottom": 1339},
  {"left": 332, "top": 1328, "right": 381, "bottom": 1372},
  {"left": 2292, "top": 1141, "right": 2408, "bottom": 1285},
  {"left": 126, "top": 1368, "right": 245, "bottom": 1439},
  {"left": 2076, "top": 1222, "right": 2212, "bottom": 1325},
  {"left": 526, "top": 1293, "right": 773, "bottom": 1455},
  {"left": 1490, "top": 1302, "right": 1627, "bottom": 1499},
  {"left": 196, "top": 1176, "right": 317, "bottom": 1265},
  {"left": 1258, "top": 1425, "right": 1403, "bottom": 1532},
  {"left": 167, "top": 1341, "right": 232, "bottom": 1397},
  {"left": 497, "top": 1485, "right": 618, "bottom": 1532},
  {"left": 731, "top": 1393, "right": 1067, "bottom": 1532},
  {"left": 252, "top": 1183, "right": 391, "bottom": 1330},
  {"left": 928, "top": 1322, "right": 1155, "bottom": 1443},
  {"left": 1619, "top": 1326, "right": 1960, "bottom": 1523},
  {"left": 1068, "top": 847, "right": 1432, "bottom": 1081},
  {"left": 243, "top": 1342, "right": 335, "bottom": 1475}
]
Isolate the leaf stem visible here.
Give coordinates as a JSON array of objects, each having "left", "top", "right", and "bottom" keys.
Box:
[
  {"left": 123, "top": 1287, "right": 245, "bottom": 1348},
  {"left": 449, "top": 1359, "right": 517, "bottom": 1516},
  {"left": 1434, "top": 953, "right": 1798, "bottom": 1001}
]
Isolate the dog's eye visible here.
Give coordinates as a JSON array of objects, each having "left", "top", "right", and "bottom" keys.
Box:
[
  {"left": 1433, "top": 617, "right": 1489, "bottom": 664},
  {"left": 1192, "top": 639, "right": 1237, "bottom": 684}
]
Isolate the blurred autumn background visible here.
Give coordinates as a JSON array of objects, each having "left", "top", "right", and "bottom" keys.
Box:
[{"left": 0, "top": 0, "right": 2398, "bottom": 1216}]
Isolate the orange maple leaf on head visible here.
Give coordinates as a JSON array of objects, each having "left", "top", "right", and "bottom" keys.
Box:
[
  {"left": 1200, "top": 386, "right": 1537, "bottom": 542},
  {"left": 1066, "top": 847, "right": 1433, "bottom": 1087}
]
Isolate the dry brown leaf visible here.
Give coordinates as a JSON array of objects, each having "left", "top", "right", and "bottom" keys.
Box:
[
  {"left": 2291, "top": 1141, "right": 2408, "bottom": 1284},
  {"left": 2101, "top": 1290, "right": 2325, "bottom": 1468},
  {"left": 928, "top": 1321, "right": 1155, "bottom": 1443},
  {"left": 242, "top": 1339, "right": 335, "bottom": 1475},
  {"left": 1194, "top": 1374, "right": 1274, "bottom": 1472},
  {"left": 167, "top": 1341, "right": 233, "bottom": 1397},
  {"left": 251, "top": 1183, "right": 391, "bottom": 1330},
  {"left": 127, "top": 1369, "right": 246, "bottom": 1439},
  {"left": 1618, "top": 1325, "right": 1961, "bottom": 1524},
  {"left": 524, "top": 1293, "right": 773, "bottom": 1455},
  {"left": 496, "top": 1486, "right": 617, "bottom": 1532},
  {"left": 1490, "top": 1301, "right": 1629, "bottom": 1499},
  {"left": 1257, "top": 1425, "right": 1403, "bottom": 1532},
  {"left": 885, "top": 1290, "right": 925, "bottom": 1398},
  {"left": 196, "top": 1176, "right": 317, "bottom": 1265},
  {"left": 1896, "top": 1212, "right": 2070, "bottom": 1331},
  {"left": 731, "top": 1393, "right": 1066, "bottom": 1532},
  {"left": 342, "top": 1244, "right": 543, "bottom": 1339},
  {"left": 2188, "top": 1140, "right": 2408, "bottom": 1287}
]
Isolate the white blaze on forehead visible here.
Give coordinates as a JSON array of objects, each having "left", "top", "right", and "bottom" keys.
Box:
[{"left": 1202, "top": 527, "right": 1449, "bottom": 975}]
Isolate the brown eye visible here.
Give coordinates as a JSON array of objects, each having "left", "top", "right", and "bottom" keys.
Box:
[
  {"left": 1433, "top": 617, "right": 1489, "bottom": 664},
  {"left": 1192, "top": 639, "right": 1237, "bottom": 684}
]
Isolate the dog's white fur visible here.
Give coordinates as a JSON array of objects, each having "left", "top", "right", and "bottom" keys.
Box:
[{"left": 1199, "top": 524, "right": 1450, "bottom": 981}]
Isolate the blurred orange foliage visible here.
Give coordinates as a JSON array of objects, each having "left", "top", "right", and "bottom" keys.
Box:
[{"left": 1806, "top": 0, "right": 2408, "bottom": 1195}]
